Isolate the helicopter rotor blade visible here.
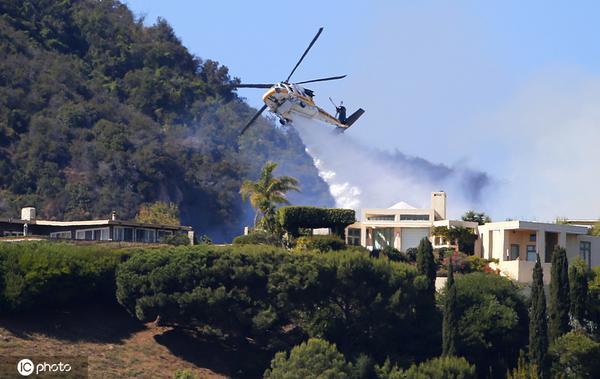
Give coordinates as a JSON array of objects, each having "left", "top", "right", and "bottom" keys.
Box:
[
  {"left": 235, "top": 84, "right": 274, "bottom": 89},
  {"left": 240, "top": 104, "right": 268, "bottom": 135},
  {"left": 295, "top": 75, "right": 347, "bottom": 85},
  {"left": 285, "top": 27, "right": 323, "bottom": 82}
]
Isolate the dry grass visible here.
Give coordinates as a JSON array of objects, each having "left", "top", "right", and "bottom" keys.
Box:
[{"left": 0, "top": 304, "right": 227, "bottom": 379}]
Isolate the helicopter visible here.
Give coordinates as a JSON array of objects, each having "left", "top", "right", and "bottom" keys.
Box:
[{"left": 236, "top": 27, "right": 365, "bottom": 135}]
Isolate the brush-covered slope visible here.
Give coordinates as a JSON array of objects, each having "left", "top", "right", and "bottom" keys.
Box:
[{"left": 0, "top": 0, "right": 333, "bottom": 241}]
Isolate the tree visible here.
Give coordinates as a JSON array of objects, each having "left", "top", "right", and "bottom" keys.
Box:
[
  {"left": 135, "top": 201, "right": 181, "bottom": 225},
  {"left": 240, "top": 161, "right": 299, "bottom": 234},
  {"left": 549, "top": 246, "right": 570, "bottom": 341},
  {"left": 461, "top": 210, "right": 491, "bottom": 225},
  {"left": 569, "top": 258, "right": 590, "bottom": 327},
  {"left": 416, "top": 237, "right": 436, "bottom": 298},
  {"left": 443, "top": 272, "right": 528, "bottom": 377},
  {"left": 529, "top": 254, "right": 549, "bottom": 379},
  {"left": 263, "top": 338, "right": 352, "bottom": 379},
  {"left": 548, "top": 330, "right": 600, "bottom": 378},
  {"left": 442, "top": 257, "right": 458, "bottom": 356}
]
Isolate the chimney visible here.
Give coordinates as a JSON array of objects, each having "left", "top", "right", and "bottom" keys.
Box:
[
  {"left": 431, "top": 191, "right": 447, "bottom": 220},
  {"left": 110, "top": 211, "right": 118, "bottom": 221},
  {"left": 21, "top": 207, "right": 36, "bottom": 221}
]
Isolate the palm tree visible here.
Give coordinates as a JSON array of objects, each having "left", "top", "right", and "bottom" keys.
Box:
[{"left": 240, "top": 161, "right": 300, "bottom": 233}]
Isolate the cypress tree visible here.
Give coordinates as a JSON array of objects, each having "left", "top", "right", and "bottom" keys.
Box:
[
  {"left": 416, "top": 237, "right": 436, "bottom": 297},
  {"left": 529, "top": 254, "right": 549, "bottom": 379},
  {"left": 442, "top": 257, "right": 458, "bottom": 356},
  {"left": 549, "top": 246, "right": 570, "bottom": 341},
  {"left": 569, "top": 258, "right": 589, "bottom": 327}
]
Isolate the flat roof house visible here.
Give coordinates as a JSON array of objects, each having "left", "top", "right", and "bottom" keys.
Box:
[
  {"left": 478, "top": 220, "right": 600, "bottom": 284},
  {"left": 0, "top": 207, "right": 194, "bottom": 245},
  {"left": 346, "top": 192, "right": 477, "bottom": 251}
]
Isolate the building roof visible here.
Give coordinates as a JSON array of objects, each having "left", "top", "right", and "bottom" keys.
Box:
[{"left": 388, "top": 201, "right": 417, "bottom": 210}]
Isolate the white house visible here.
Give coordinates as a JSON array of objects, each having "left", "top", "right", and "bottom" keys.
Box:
[
  {"left": 345, "top": 192, "right": 477, "bottom": 251},
  {"left": 477, "top": 220, "right": 600, "bottom": 284}
]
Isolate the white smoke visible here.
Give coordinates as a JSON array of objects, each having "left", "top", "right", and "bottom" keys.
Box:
[{"left": 291, "top": 116, "right": 490, "bottom": 219}]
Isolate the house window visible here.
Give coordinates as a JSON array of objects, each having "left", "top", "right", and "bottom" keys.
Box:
[
  {"left": 510, "top": 244, "right": 520, "bottom": 260},
  {"left": 367, "top": 215, "right": 395, "bottom": 221},
  {"left": 75, "top": 228, "right": 109, "bottom": 241},
  {"left": 135, "top": 228, "right": 156, "bottom": 243},
  {"left": 3, "top": 231, "right": 24, "bottom": 237},
  {"left": 399, "top": 214, "right": 430, "bottom": 221},
  {"left": 526, "top": 245, "right": 537, "bottom": 261},
  {"left": 347, "top": 228, "right": 361, "bottom": 246},
  {"left": 50, "top": 231, "right": 72, "bottom": 239},
  {"left": 580, "top": 241, "right": 592, "bottom": 268},
  {"left": 529, "top": 233, "right": 537, "bottom": 242},
  {"left": 114, "top": 227, "right": 134, "bottom": 242},
  {"left": 157, "top": 230, "right": 173, "bottom": 242}
]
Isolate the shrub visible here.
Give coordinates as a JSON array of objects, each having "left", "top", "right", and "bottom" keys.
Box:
[
  {"left": 548, "top": 330, "right": 600, "bottom": 378},
  {"left": 264, "top": 338, "right": 352, "bottom": 379},
  {"left": 0, "top": 242, "right": 130, "bottom": 313},
  {"left": 162, "top": 233, "right": 191, "bottom": 246},
  {"left": 277, "top": 206, "right": 355, "bottom": 237},
  {"left": 380, "top": 246, "right": 406, "bottom": 262},
  {"left": 232, "top": 231, "right": 281, "bottom": 246},
  {"left": 293, "top": 235, "right": 346, "bottom": 252},
  {"left": 403, "top": 356, "right": 476, "bottom": 379},
  {"left": 173, "top": 369, "right": 197, "bottom": 379},
  {"left": 404, "top": 247, "right": 417, "bottom": 262},
  {"left": 116, "top": 245, "right": 426, "bottom": 364},
  {"left": 375, "top": 356, "right": 476, "bottom": 379}
]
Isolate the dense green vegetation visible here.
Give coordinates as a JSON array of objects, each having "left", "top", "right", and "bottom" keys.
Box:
[
  {"left": 0, "top": 242, "right": 129, "bottom": 313},
  {"left": 1, "top": 241, "right": 600, "bottom": 378},
  {"left": 116, "top": 245, "right": 432, "bottom": 365},
  {"left": 0, "top": 0, "right": 332, "bottom": 241},
  {"left": 441, "top": 272, "right": 528, "bottom": 377}
]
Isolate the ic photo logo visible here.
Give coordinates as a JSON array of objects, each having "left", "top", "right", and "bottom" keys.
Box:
[
  {"left": 16, "top": 358, "right": 72, "bottom": 377},
  {"left": 16, "top": 359, "right": 34, "bottom": 376}
]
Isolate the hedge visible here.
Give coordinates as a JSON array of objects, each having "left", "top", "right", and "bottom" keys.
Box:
[
  {"left": 277, "top": 206, "right": 355, "bottom": 237},
  {"left": 116, "top": 245, "right": 429, "bottom": 366},
  {"left": 0, "top": 242, "right": 131, "bottom": 313},
  {"left": 293, "top": 235, "right": 346, "bottom": 252}
]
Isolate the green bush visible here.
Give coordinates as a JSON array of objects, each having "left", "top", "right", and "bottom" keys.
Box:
[
  {"left": 549, "top": 330, "right": 600, "bottom": 378},
  {"left": 402, "top": 356, "right": 476, "bottom": 379},
  {"left": 264, "top": 338, "right": 352, "bottom": 379},
  {"left": 232, "top": 231, "right": 281, "bottom": 246},
  {"left": 293, "top": 235, "right": 346, "bottom": 252},
  {"left": 380, "top": 246, "right": 406, "bottom": 262},
  {"left": 277, "top": 207, "right": 355, "bottom": 237},
  {"left": 0, "top": 242, "right": 130, "bottom": 313},
  {"left": 375, "top": 356, "right": 476, "bottom": 379},
  {"left": 116, "top": 245, "right": 426, "bottom": 363}
]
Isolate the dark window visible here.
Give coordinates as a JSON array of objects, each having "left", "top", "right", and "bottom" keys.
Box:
[
  {"left": 367, "top": 215, "right": 395, "bottom": 221},
  {"left": 399, "top": 214, "right": 430, "bottom": 221},
  {"left": 529, "top": 233, "right": 537, "bottom": 242}
]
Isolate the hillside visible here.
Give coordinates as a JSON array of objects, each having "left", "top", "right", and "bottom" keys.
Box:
[
  {"left": 0, "top": 0, "right": 333, "bottom": 241},
  {"left": 0, "top": 303, "right": 227, "bottom": 378}
]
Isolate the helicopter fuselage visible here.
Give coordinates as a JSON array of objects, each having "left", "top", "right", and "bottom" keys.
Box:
[{"left": 261, "top": 82, "right": 344, "bottom": 128}]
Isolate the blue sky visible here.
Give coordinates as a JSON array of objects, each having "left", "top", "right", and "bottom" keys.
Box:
[{"left": 125, "top": 1, "right": 600, "bottom": 220}]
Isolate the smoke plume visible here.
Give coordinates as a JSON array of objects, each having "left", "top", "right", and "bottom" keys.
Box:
[{"left": 292, "top": 116, "right": 491, "bottom": 219}]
